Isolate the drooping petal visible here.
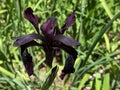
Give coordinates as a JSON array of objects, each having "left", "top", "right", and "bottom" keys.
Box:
[
  {"left": 13, "top": 34, "right": 45, "bottom": 46},
  {"left": 60, "top": 55, "right": 75, "bottom": 79},
  {"left": 21, "top": 46, "right": 34, "bottom": 76},
  {"left": 57, "top": 44, "right": 77, "bottom": 61},
  {"left": 24, "top": 7, "right": 39, "bottom": 33},
  {"left": 41, "top": 17, "right": 57, "bottom": 35},
  {"left": 62, "top": 10, "right": 76, "bottom": 33},
  {"left": 43, "top": 45, "right": 54, "bottom": 67},
  {"left": 54, "top": 43, "right": 78, "bottom": 79},
  {"left": 54, "top": 34, "right": 80, "bottom": 46},
  {"left": 19, "top": 40, "right": 44, "bottom": 75}
]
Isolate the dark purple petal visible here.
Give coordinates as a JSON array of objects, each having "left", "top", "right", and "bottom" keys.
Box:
[
  {"left": 41, "top": 17, "right": 57, "bottom": 35},
  {"left": 13, "top": 34, "right": 45, "bottom": 46},
  {"left": 21, "top": 47, "right": 34, "bottom": 76},
  {"left": 62, "top": 10, "right": 76, "bottom": 33},
  {"left": 54, "top": 44, "right": 77, "bottom": 79},
  {"left": 24, "top": 7, "right": 39, "bottom": 33},
  {"left": 19, "top": 41, "right": 43, "bottom": 75},
  {"left": 57, "top": 44, "right": 78, "bottom": 60},
  {"left": 43, "top": 45, "right": 54, "bottom": 67},
  {"left": 60, "top": 55, "right": 75, "bottom": 79},
  {"left": 21, "top": 40, "right": 43, "bottom": 49},
  {"left": 54, "top": 34, "right": 80, "bottom": 46}
]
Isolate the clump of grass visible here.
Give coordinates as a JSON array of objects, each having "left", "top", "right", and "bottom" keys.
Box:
[{"left": 0, "top": 0, "right": 120, "bottom": 90}]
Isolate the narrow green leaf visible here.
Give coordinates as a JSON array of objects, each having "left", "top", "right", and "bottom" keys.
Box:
[
  {"left": 0, "top": 9, "right": 7, "bottom": 14},
  {"left": 100, "top": 0, "right": 113, "bottom": 19},
  {"left": 0, "top": 66, "right": 15, "bottom": 78},
  {"left": 102, "top": 73, "right": 110, "bottom": 90},
  {"left": 103, "top": 34, "right": 110, "bottom": 52},
  {"left": 12, "top": 79, "right": 25, "bottom": 88},
  {"left": 78, "top": 73, "right": 90, "bottom": 90},
  {"left": 95, "top": 73, "right": 102, "bottom": 90},
  {"left": 34, "top": 58, "right": 45, "bottom": 70},
  {"left": 41, "top": 66, "right": 58, "bottom": 90}
]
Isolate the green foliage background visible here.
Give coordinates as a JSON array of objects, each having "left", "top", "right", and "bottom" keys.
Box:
[{"left": 0, "top": 0, "right": 120, "bottom": 90}]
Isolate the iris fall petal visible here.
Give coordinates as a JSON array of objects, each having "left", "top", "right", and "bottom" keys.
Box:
[{"left": 21, "top": 47, "right": 34, "bottom": 76}]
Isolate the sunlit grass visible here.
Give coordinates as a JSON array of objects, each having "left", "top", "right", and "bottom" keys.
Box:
[{"left": 0, "top": 0, "right": 120, "bottom": 90}]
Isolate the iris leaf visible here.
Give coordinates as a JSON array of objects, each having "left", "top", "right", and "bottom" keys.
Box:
[{"left": 41, "top": 66, "right": 58, "bottom": 90}]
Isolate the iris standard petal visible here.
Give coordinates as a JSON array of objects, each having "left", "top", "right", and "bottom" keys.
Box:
[
  {"left": 24, "top": 7, "right": 39, "bottom": 32},
  {"left": 62, "top": 10, "right": 76, "bottom": 33},
  {"left": 41, "top": 17, "right": 57, "bottom": 35},
  {"left": 13, "top": 34, "right": 45, "bottom": 46},
  {"left": 54, "top": 34, "right": 80, "bottom": 46}
]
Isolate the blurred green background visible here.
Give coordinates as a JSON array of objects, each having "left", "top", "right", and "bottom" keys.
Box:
[{"left": 0, "top": 0, "right": 120, "bottom": 90}]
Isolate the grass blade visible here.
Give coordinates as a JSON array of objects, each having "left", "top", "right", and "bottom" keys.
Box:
[
  {"left": 102, "top": 73, "right": 110, "bottom": 90},
  {"left": 41, "top": 66, "right": 58, "bottom": 90},
  {"left": 82, "top": 11, "right": 120, "bottom": 66}
]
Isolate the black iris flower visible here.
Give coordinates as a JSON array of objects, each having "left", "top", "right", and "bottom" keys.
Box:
[{"left": 13, "top": 7, "right": 80, "bottom": 79}]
